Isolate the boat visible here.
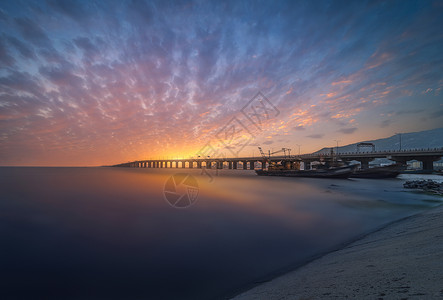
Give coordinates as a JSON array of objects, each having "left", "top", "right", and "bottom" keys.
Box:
[
  {"left": 350, "top": 164, "right": 405, "bottom": 179},
  {"left": 255, "top": 165, "right": 357, "bottom": 179}
]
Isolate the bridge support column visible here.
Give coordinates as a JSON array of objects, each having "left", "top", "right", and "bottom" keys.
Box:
[
  {"left": 233, "top": 161, "right": 237, "bottom": 169},
  {"left": 243, "top": 161, "right": 247, "bottom": 170},
  {"left": 359, "top": 158, "right": 374, "bottom": 169},
  {"left": 189, "top": 161, "right": 193, "bottom": 168},
  {"left": 217, "top": 161, "right": 223, "bottom": 169},
  {"left": 422, "top": 159, "right": 433, "bottom": 172},
  {"left": 304, "top": 161, "right": 311, "bottom": 170},
  {"left": 262, "top": 160, "right": 266, "bottom": 169},
  {"left": 182, "top": 161, "right": 186, "bottom": 168},
  {"left": 249, "top": 161, "right": 254, "bottom": 170},
  {"left": 228, "top": 161, "right": 232, "bottom": 169},
  {"left": 419, "top": 156, "right": 441, "bottom": 172},
  {"left": 197, "top": 161, "right": 202, "bottom": 168}
]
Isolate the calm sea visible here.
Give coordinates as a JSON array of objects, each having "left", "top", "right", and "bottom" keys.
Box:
[{"left": 0, "top": 167, "right": 440, "bottom": 299}]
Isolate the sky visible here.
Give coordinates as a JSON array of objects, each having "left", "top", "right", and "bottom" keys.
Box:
[{"left": 0, "top": 0, "right": 442, "bottom": 166}]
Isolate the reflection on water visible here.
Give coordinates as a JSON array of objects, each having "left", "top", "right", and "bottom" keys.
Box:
[{"left": 0, "top": 167, "right": 440, "bottom": 299}]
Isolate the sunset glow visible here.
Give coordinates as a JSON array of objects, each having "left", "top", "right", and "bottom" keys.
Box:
[{"left": 1, "top": 1, "right": 442, "bottom": 166}]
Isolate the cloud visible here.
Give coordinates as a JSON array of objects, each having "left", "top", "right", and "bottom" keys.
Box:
[
  {"left": 293, "top": 125, "right": 305, "bottom": 131},
  {"left": 6, "top": 36, "right": 36, "bottom": 59},
  {"left": 429, "top": 108, "right": 443, "bottom": 119},
  {"left": 395, "top": 109, "right": 425, "bottom": 115},
  {"left": 0, "top": 0, "right": 443, "bottom": 165},
  {"left": 14, "top": 17, "right": 51, "bottom": 47},
  {"left": 262, "top": 140, "right": 274, "bottom": 145},
  {"left": 380, "top": 119, "right": 393, "bottom": 128},
  {"left": 306, "top": 134, "right": 324, "bottom": 139},
  {"left": 0, "top": 38, "right": 15, "bottom": 67},
  {"left": 338, "top": 127, "right": 357, "bottom": 134}
]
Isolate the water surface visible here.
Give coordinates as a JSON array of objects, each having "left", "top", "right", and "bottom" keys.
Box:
[{"left": 0, "top": 167, "right": 440, "bottom": 299}]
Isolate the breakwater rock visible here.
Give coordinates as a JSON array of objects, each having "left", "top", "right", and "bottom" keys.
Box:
[{"left": 403, "top": 179, "right": 443, "bottom": 195}]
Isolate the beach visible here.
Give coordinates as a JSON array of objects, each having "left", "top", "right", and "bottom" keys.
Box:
[{"left": 233, "top": 204, "right": 443, "bottom": 299}]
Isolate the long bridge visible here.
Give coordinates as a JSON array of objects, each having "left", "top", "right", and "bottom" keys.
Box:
[{"left": 112, "top": 148, "right": 443, "bottom": 172}]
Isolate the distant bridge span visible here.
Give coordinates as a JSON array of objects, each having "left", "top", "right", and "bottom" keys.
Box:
[{"left": 112, "top": 148, "right": 443, "bottom": 171}]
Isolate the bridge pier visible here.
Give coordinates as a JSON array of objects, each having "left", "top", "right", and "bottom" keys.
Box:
[
  {"left": 233, "top": 161, "right": 237, "bottom": 169},
  {"left": 242, "top": 161, "right": 247, "bottom": 170},
  {"left": 422, "top": 159, "right": 433, "bottom": 172},
  {"left": 228, "top": 161, "right": 232, "bottom": 169},
  {"left": 358, "top": 158, "right": 374, "bottom": 169},
  {"left": 419, "top": 156, "right": 440, "bottom": 172},
  {"left": 304, "top": 161, "right": 311, "bottom": 170},
  {"left": 249, "top": 161, "right": 254, "bottom": 170},
  {"left": 261, "top": 160, "right": 266, "bottom": 169}
]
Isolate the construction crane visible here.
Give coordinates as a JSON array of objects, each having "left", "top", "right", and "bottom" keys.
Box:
[
  {"left": 282, "top": 148, "right": 292, "bottom": 159},
  {"left": 258, "top": 147, "right": 268, "bottom": 160},
  {"left": 259, "top": 147, "right": 295, "bottom": 159}
]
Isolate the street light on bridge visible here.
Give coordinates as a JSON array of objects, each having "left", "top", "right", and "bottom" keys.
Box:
[{"left": 395, "top": 132, "right": 402, "bottom": 150}]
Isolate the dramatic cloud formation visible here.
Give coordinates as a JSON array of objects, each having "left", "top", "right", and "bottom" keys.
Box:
[{"left": 0, "top": 0, "right": 442, "bottom": 165}]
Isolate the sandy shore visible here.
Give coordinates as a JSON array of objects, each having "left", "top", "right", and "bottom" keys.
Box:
[{"left": 233, "top": 205, "right": 443, "bottom": 299}]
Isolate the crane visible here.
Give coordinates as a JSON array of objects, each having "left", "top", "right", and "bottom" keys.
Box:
[
  {"left": 258, "top": 147, "right": 268, "bottom": 160},
  {"left": 258, "top": 147, "right": 293, "bottom": 159}
]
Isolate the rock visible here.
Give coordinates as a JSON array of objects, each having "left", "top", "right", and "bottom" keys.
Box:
[{"left": 403, "top": 180, "right": 443, "bottom": 195}]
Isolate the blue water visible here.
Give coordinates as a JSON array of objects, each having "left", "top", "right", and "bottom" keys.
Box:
[{"left": 0, "top": 167, "right": 440, "bottom": 299}]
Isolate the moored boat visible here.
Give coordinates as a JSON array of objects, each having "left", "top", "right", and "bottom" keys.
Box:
[
  {"left": 255, "top": 165, "right": 357, "bottom": 179},
  {"left": 350, "top": 164, "right": 405, "bottom": 179}
]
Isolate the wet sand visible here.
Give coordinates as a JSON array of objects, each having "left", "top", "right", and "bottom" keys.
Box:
[{"left": 233, "top": 205, "right": 443, "bottom": 299}]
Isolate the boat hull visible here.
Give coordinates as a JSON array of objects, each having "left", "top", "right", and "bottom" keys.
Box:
[
  {"left": 255, "top": 166, "right": 355, "bottom": 179},
  {"left": 350, "top": 164, "right": 404, "bottom": 179}
]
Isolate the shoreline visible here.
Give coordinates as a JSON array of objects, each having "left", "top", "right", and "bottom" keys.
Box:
[{"left": 232, "top": 204, "right": 443, "bottom": 299}]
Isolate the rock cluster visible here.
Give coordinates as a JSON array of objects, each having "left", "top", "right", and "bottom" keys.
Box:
[{"left": 403, "top": 179, "right": 443, "bottom": 195}]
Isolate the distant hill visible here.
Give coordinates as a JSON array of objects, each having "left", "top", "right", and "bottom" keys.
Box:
[{"left": 314, "top": 127, "right": 443, "bottom": 154}]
